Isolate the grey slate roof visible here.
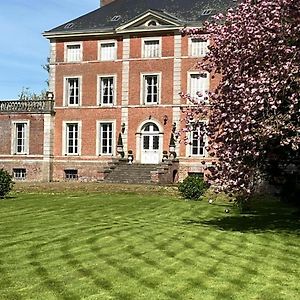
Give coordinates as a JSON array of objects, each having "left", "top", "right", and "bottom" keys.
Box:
[{"left": 44, "top": 0, "right": 238, "bottom": 36}]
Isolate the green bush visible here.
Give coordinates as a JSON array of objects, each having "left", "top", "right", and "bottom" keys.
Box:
[
  {"left": 0, "top": 169, "right": 14, "bottom": 198},
  {"left": 178, "top": 175, "right": 209, "bottom": 200}
]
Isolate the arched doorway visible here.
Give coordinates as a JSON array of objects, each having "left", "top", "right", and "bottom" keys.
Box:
[{"left": 140, "top": 122, "right": 161, "bottom": 164}]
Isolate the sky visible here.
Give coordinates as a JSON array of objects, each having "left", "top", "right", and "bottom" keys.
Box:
[{"left": 0, "top": 0, "right": 100, "bottom": 99}]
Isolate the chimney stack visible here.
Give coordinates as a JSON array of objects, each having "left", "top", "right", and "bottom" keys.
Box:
[{"left": 101, "top": 0, "right": 116, "bottom": 6}]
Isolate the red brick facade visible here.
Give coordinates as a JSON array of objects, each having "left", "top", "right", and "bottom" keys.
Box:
[{"left": 0, "top": 6, "right": 220, "bottom": 183}]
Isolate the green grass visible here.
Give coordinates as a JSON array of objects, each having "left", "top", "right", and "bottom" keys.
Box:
[{"left": 0, "top": 183, "right": 299, "bottom": 300}]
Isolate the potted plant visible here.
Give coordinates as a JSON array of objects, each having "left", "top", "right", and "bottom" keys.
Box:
[
  {"left": 128, "top": 150, "right": 134, "bottom": 164},
  {"left": 162, "top": 150, "right": 169, "bottom": 161}
]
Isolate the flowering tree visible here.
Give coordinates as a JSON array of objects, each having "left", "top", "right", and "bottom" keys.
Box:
[{"left": 181, "top": 0, "right": 300, "bottom": 200}]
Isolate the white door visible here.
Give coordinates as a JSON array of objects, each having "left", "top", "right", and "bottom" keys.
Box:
[{"left": 141, "top": 123, "right": 160, "bottom": 164}]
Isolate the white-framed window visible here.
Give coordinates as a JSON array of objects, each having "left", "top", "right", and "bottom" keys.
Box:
[
  {"left": 141, "top": 73, "right": 160, "bottom": 105},
  {"left": 12, "top": 121, "right": 29, "bottom": 155},
  {"left": 65, "top": 42, "right": 82, "bottom": 62},
  {"left": 63, "top": 122, "right": 81, "bottom": 155},
  {"left": 189, "top": 123, "right": 207, "bottom": 157},
  {"left": 99, "top": 41, "right": 117, "bottom": 61},
  {"left": 64, "top": 77, "right": 81, "bottom": 106},
  {"left": 142, "top": 38, "right": 161, "bottom": 58},
  {"left": 189, "top": 38, "right": 209, "bottom": 57},
  {"left": 98, "top": 75, "right": 116, "bottom": 106},
  {"left": 64, "top": 169, "right": 78, "bottom": 180},
  {"left": 188, "top": 72, "right": 209, "bottom": 102},
  {"left": 13, "top": 168, "right": 26, "bottom": 180},
  {"left": 97, "top": 121, "right": 115, "bottom": 156}
]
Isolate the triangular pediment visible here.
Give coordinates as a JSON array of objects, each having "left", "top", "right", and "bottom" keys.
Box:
[{"left": 116, "top": 10, "right": 183, "bottom": 32}]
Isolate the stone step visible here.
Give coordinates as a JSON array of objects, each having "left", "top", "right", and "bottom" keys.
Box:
[{"left": 104, "top": 163, "right": 160, "bottom": 184}]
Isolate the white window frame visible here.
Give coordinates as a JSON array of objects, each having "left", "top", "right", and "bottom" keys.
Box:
[
  {"left": 186, "top": 121, "right": 208, "bottom": 157},
  {"left": 63, "top": 121, "right": 82, "bottom": 156},
  {"left": 98, "top": 40, "right": 117, "bottom": 61},
  {"left": 142, "top": 37, "right": 162, "bottom": 58},
  {"left": 140, "top": 72, "right": 161, "bottom": 105},
  {"left": 13, "top": 168, "right": 27, "bottom": 180},
  {"left": 64, "top": 76, "right": 82, "bottom": 106},
  {"left": 187, "top": 71, "right": 210, "bottom": 103},
  {"left": 11, "top": 121, "right": 29, "bottom": 155},
  {"left": 97, "top": 75, "right": 117, "bottom": 106},
  {"left": 96, "top": 120, "right": 116, "bottom": 156},
  {"left": 65, "top": 42, "right": 83, "bottom": 62},
  {"left": 189, "top": 38, "right": 209, "bottom": 57}
]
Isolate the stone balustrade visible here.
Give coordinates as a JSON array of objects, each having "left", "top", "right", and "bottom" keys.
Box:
[{"left": 0, "top": 100, "right": 54, "bottom": 114}]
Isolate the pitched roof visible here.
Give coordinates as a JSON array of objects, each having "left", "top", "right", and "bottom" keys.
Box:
[{"left": 44, "top": 0, "right": 237, "bottom": 37}]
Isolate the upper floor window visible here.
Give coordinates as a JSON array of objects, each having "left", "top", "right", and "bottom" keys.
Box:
[
  {"left": 189, "top": 72, "right": 209, "bottom": 102},
  {"left": 98, "top": 76, "right": 115, "bottom": 106},
  {"left": 12, "top": 121, "right": 29, "bottom": 155},
  {"left": 189, "top": 38, "right": 209, "bottom": 57},
  {"left": 65, "top": 77, "right": 81, "bottom": 106},
  {"left": 99, "top": 41, "right": 117, "bottom": 61},
  {"left": 143, "top": 39, "right": 161, "bottom": 58},
  {"left": 65, "top": 43, "right": 82, "bottom": 62},
  {"left": 142, "top": 74, "right": 160, "bottom": 104}
]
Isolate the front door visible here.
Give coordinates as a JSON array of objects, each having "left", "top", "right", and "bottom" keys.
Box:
[{"left": 141, "top": 123, "right": 160, "bottom": 164}]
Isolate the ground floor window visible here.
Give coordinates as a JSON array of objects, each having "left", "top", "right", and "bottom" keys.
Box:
[
  {"left": 13, "top": 168, "right": 26, "bottom": 180},
  {"left": 65, "top": 123, "right": 79, "bottom": 155},
  {"left": 190, "top": 123, "right": 207, "bottom": 157},
  {"left": 99, "top": 122, "right": 113, "bottom": 155},
  {"left": 64, "top": 169, "right": 78, "bottom": 180}
]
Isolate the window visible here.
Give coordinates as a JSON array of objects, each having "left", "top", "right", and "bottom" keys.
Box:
[
  {"left": 65, "top": 77, "right": 81, "bottom": 106},
  {"left": 64, "top": 169, "right": 78, "bottom": 180},
  {"left": 13, "top": 168, "right": 26, "bottom": 180},
  {"left": 190, "top": 38, "right": 209, "bottom": 57},
  {"left": 99, "top": 123, "right": 114, "bottom": 155},
  {"left": 202, "top": 9, "right": 214, "bottom": 16},
  {"left": 99, "top": 76, "right": 115, "bottom": 106},
  {"left": 66, "top": 43, "right": 82, "bottom": 62},
  {"left": 12, "top": 122, "right": 29, "bottom": 154},
  {"left": 190, "top": 124, "right": 206, "bottom": 156},
  {"left": 99, "top": 41, "right": 116, "bottom": 61},
  {"left": 111, "top": 15, "right": 121, "bottom": 22},
  {"left": 143, "top": 39, "right": 161, "bottom": 58},
  {"left": 65, "top": 123, "right": 79, "bottom": 155},
  {"left": 142, "top": 74, "right": 160, "bottom": 104},
  {"left": 189, "top": 72, "right": 209, "bottom": 101},
  {"left": 146, "top": 20, "right": 158, "bottom": 27}
]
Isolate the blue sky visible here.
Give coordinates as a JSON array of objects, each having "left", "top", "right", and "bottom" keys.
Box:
[{"left": 0, "top": 0, "right": 100, "bottom": 99}]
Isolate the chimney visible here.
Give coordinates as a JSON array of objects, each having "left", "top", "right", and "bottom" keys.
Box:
[{"left": 101, "top": 0, "right": 116, "bottom": 6}]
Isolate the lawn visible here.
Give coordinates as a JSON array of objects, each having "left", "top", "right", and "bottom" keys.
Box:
[{"left": 0, "top": 183, "right": 299, "bottom": 300}]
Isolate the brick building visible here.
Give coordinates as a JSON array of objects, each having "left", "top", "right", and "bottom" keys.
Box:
[{"left": 0, "top": 0, "right": 235, "bottom": 183}]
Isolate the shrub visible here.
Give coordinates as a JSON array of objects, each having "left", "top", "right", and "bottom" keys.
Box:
[
  {"left": 0, "top": 169, "right": 14, "bottom": 198},
  {"left": 178, "top": 175, "right": 209, "bottom": 200}
]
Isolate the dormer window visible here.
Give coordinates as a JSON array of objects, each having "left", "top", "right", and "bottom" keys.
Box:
[
  {"left": 202, "top": 9, "right": 213, "bottom": 16},
  {"left": 146, "top": 20, "right": 158, "bottom": 27},
  {"left": 111, "top": 15, "right": 121, "bottom": 22}
]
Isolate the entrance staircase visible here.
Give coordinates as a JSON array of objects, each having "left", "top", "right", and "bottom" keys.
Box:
[{"left": 104, "top": 163, "right": 159, "bottom": 184}]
